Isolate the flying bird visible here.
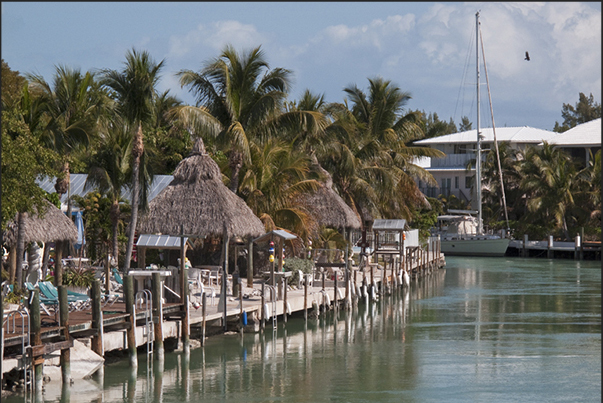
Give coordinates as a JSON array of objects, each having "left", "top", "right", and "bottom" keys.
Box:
[{"left": 525, "top": 51, "right": 530, "bottom": 61}]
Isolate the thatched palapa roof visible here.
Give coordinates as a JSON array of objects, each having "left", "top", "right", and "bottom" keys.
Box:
[
  {"left": 301, "top": 155, "right": 362, "bottom": 231},
  {"left": 3, "top": 200, "right": 78, "bottom": 247},
  {"left": 137, "top": 138, "right": 265, "bottom": 239}
]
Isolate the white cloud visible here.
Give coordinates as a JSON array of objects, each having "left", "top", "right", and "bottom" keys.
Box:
[{"left": 167, "top": 20, "right": 267, "bottom": 59}]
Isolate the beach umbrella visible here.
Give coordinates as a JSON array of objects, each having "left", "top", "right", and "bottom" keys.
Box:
[{"left": 74, "top": 211, "right": 86, "bottom": 250}]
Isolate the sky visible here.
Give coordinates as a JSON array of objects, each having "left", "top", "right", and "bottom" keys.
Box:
[{"left": 2, "top": 2, "right": 601, "bottom": 131}]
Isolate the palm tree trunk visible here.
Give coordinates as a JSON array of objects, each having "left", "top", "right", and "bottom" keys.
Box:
[
  {"left": 111, "top": 200, "right": 120, "bottom": 268},
  {"left": 123, "top": 123, "right": 144, "bottom": 273},
  {"left": 15, "top": 212, "right": 26, "bottom": 287},
  {"left": 228, "top": 152, "right": 243, "bottom": 193}
]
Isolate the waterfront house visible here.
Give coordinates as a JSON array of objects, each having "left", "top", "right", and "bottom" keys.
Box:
[{"left": 413, "top": 126, "right": 558, "bottom": 202}]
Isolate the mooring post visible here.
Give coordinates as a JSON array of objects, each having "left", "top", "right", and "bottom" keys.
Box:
[
  {"left": 91, "top": 280, "right": 104, "bottom": 356},
  {"left": 201, "top": 292, "right": 207, "bottom": 346},
  {"left": 523, "top": 234, "right": 529, "bottom": 258},
  {"left": 124, "top": 275, "right": 137, "bottom": 368},
  {"left": 28, "top": 288, "right": 43, "bottom": 393},
  {"left": 304, "top": 274, "right": 309, "bottom": 321},
  {"left": 239, "top": 279, "right": 244, "bottom": 335},
  {"left": 152, "top": 272, "right": 164, "bottom": 361},
  {"left": 58, "top": 285, "right": 71, "bottom": 385},
  {"left": 575, "top": 234, "right": 581, "bottom": 261},
  {"left": 333, "top": 273, "right": 338, "bottom": 314},
  {"left": 547, "top": 235, "right": 554, "bottom": 259},
  {"left": 283, "top": 276, "right": 288, "bottom": 323},
  {"left": 181, "top": 267, "right": 190, "bottom": 355},
  {"left": 247, "top": 240, "right": 254, "bottom": 288},
  {"left": 261, "top": 282, "right": 265, "bottom": 331}
]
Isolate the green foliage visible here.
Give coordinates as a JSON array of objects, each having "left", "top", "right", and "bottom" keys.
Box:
[
  {"left": 1, "top": 109, "right": 59, "bottom": 230},
  {"left": 284, "top": 257, "right": 314, "bottom": 285},
  {"left": 63, "top": 267, "right": 95, "bottom": 288},
  {"left": 411, "top": 197, "right": 442, "bottom": 241},
  {"left": 553, "top": 92, "right": 601, "bottom": 132},
  {"left": 1, "top": 59, "right": 27, "bottom": 109}
]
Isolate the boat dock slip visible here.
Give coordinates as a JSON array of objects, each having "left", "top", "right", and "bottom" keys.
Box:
[{"left": 2, "top": 249, "right": 445, "bottom": 391}]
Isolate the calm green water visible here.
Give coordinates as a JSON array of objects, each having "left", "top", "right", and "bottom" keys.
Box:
[{"left": 9, "top": 257, "right": 602, "bottom": 402}]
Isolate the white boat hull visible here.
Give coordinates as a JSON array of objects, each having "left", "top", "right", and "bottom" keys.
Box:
[{"left": 440, "top": 237, "right": 510, "bottom": 257}]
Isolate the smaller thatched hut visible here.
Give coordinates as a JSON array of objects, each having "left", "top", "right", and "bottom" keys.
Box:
[
  {"left": 3, "top": 200, "right": 78, "bottom": 285},
  {"left": 3, "top": 201, "right": 78, "bottom": 248},
  {"left": 300, "top": 155, "right": 362, "bottom": 232}
]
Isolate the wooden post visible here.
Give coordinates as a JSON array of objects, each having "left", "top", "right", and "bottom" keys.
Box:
[
  {"left": 105, "top": 252, "right": 111, "bottom": 295},
  {"left": 547, "top": 235, "right": 554, "bottom": 259},
  {"left": 333, "top": 273, "right": 338, "bottom": 314},
  {"left": 247, "top": 240, "right": 254, "bottom": 288},
  {"left": 344, "top": 229, "right": 350, "bottom": 310},
  {"left": 260, "top": 282, "right": 265, "bottom": 331},
  {"left": 182, "top": 268, "right": 190, "bottom": 354},
  {"left": 523, "top": 234, "right": 528, "bottom": 258},
  {"left": 152, "top": 272, "right": 164, "bottom": 361},
  {"left": 283, "top": 276, "right": 288, "bottom": 323},
  {"left": 580, "top": 227, "right": 584, "bottom": 260},
  {"left": 574, "top": 234, "right": 581, "bottom": 261},
  {"left": 180, "top": 227, "right": 189, "bottom": 354},
  {"left": 239, "top": 280, "right": 244, "bottom": 335},
  {"left": 91, "top": 280, "right": 103, "bottom": 356},
  {"left": 201, "top": 292, "right": 207, "bottom": 347},
  {"left": 58, "top": 285, "right": 71, "bottom": 385},
  {"left": 304, "top": 274, "right": 308, "bottom": 321},
  {"left": 124, "top": 275, "right": 137, "bottom": 367},
  {"left": 28, "top": 289, "right": 43, "bottom": 393}
]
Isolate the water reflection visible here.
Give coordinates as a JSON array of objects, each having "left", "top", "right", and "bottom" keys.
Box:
[{"left": 5, "top": 258, "right": 600, "bottom": 402}]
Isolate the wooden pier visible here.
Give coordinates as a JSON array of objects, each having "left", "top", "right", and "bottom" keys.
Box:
[{"left": 2, "top": 246, "right": 445, "bottom": 393}]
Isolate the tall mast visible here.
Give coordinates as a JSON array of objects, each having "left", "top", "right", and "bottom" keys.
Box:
[{"left": 475, "top": 11, "right": 483, "bottom": 234}]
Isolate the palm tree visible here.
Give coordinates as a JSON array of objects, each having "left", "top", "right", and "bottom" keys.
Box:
[
  {"left": 323, "top": 77, "right": 444, "bottom": 223},
  {"left": 520, "top": 142, "right": 577, "bottom": 240},
  {"left": 480, "top": 141, "right": 522, "bottom": 226},
  {"left": 239, "top": 138, "right": 320, "bottom": 239},
  {"left": 176, "top": 45, "right": 326, "bottom": 194},
  {"left": 100, "top": 48, "right": 165, "bottom": 273},
  {"left": 26, "top": 66, "right": 104, "bottom": 217},
  {"left": 85, "top": 117, "right": 133, "bottom": 268}
]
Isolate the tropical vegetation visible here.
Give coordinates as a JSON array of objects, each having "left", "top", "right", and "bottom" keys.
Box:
[{"left": 1, "top": 46, "right": 600, "bottom": 288}]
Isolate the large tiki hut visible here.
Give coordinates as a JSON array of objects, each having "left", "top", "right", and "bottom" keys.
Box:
[
  {"left": 3, "top": 200, "right": 78, "bottom": 285},
  {"left": 137, "top": 137, "right": 265, "bottom": 241},
  {"left": 137, "top": 138, "right": 265, "bottom": 310}
]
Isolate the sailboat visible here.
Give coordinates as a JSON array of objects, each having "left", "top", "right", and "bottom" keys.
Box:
[{"left": 436, "top": 11, "right": 510, "bottom": 257}]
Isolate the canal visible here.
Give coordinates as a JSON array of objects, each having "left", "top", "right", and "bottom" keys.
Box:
[{"left": 6, "top": 256, "right": 601, "bottom": 402}]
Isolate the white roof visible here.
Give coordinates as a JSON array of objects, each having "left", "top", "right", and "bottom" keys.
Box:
[
  {"left": 547, "top": 118, "right": 601, "bottom": 147},
  {"left": 415, "top": 126, "right": 557, "bottom": 145}
]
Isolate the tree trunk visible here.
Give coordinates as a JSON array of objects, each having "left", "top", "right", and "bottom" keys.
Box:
[
  {"left": 15, "top": 212, "right": 26, "bottom": 287},
  {"left": 228, "top": 151, "right": 243, "bottom": 194},
  {"left": 54, "top": 240, "right": 64, "bottom": 287},
  {"left": 9, "top": 246, "right": 17, "bottom": 285},
  {"left": 123, "top": 123, "right": 144, "bottom": 274},
  {"left": 110, "top": 200, "right": 120, "bottom": 268}
]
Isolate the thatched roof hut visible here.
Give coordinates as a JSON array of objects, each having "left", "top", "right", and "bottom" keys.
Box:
[
  {"left": 300, "top": 156, "right": 362, "bottom": 231},
  {"left": 3, "top": 201, "right": 78, "bottom": 247},
  {"left": 137, "top": 138, "right": 265, "bottom": 239}
]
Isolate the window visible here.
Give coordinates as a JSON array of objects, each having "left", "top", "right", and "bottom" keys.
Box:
[
  {"left": 454, "top": 176, "right": 459, "bottom": 189},
  {"left": 465, "top": 176, "right": 472, "bottom": 189}
]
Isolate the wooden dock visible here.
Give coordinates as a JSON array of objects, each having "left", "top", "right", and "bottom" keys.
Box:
[{"left": 3, "top": 249, "right": 445, "bottom": 392}]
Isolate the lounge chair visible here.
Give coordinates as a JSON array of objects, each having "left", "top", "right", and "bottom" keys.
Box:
[{"left": 37, "top": 281, "right": 91, "bottom": 311}]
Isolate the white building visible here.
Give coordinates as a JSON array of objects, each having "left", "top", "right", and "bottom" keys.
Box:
[
  {"left": 547, "top": 118, "right": 601, "bottom": 166},
  {"left": 413, "top": 126, "right": 558, "bottom": 202}
]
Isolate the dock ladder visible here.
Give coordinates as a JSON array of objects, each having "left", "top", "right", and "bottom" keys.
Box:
[
  {"left": 264, "top": 285, "right": 277, "bottom": 332},
  {"left": 3, "top": 307, "right": 32, "bottom": 396},
  {"left": 135, "top": 289, "right": 154, "bottom": 362}
]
